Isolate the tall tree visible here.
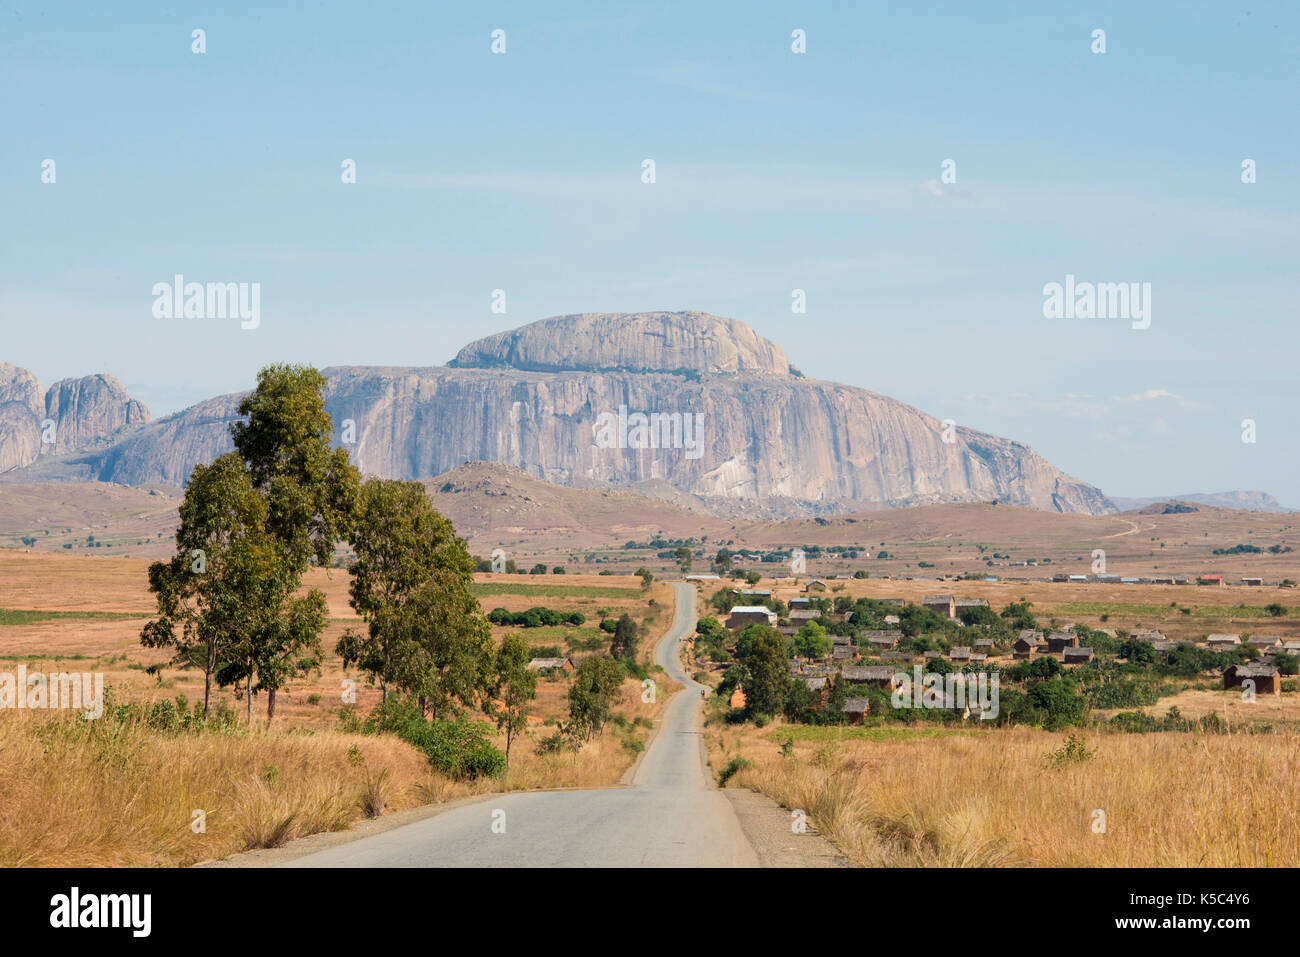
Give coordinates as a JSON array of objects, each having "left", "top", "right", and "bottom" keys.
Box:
[
  {"left": 609, "top": 613, "right": 638, "bottom": 660},
  {"left": 339, "top": 477, "right": 493, "bottom": 716},
  {"left": 228, "top": 364, "right": 360, "bottom": 722},
  {"left": 141, "top": 453, "right": 270, "bottom": 720},
  {"left": 567, "top": 656, "right": 625, "bottom": 741},
  {"left": 490, "top": 633, "right": 537, "bottom": 775},
  {"left": 742, "top": 629, "right": 791, "bottom": 718}
]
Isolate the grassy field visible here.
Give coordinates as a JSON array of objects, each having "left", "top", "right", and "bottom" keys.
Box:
[{"left": 708, "top": 721, "right": 1300, "bottom": 866}]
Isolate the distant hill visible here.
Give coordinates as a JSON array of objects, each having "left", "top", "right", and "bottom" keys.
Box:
[{"left": 1110, "top": 492, "right": 1294, "bottom": 513}]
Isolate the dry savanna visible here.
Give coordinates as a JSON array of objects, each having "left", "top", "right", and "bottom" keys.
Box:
[{"left": 0, "top": 547, "right": 676, "bottom": 867}]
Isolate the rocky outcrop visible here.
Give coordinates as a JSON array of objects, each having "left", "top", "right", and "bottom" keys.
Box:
[
  {"left": 9, "top": 312, "right": 1114, "bottom": 515},
  {"left": 44, "top": 374, "right": 150, "bottom": 454},
  {"left": 0, "top": 364, "right": 150, "bottom": 473},
  {"left": 450, "top": 311, "right": 790, "bottom": 375}
]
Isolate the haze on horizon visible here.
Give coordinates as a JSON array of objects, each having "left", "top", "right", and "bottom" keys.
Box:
[{"left": 2, "top": 2, "right": 1296, "bottom": 505}]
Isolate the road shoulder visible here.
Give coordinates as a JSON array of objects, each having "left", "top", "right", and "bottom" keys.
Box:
[{"left": 721, "top": 788, "right": 850, "bottom": 867}]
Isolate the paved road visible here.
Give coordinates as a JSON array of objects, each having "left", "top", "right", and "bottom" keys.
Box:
[{"left": 283, "top": 581, "right": 760, "bottom": 867}]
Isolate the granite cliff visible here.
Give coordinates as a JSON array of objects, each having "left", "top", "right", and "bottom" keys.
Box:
[{"left": 0, "top": 312, "right": 1115, "bottom": 516}]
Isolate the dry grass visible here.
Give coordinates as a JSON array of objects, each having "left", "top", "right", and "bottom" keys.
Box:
[
  {"left": 0, "top": 709, "right": 458, "bottom": 867},
  {"left": 710, "top": 723, "right": 1300, "bottom": 867}
]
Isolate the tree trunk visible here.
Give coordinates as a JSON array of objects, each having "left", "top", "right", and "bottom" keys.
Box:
[
  {"left": 203, "top": 640, "right": 215, "bottom": 722},
  {"left": 246, "top": 672, "right": 253, "bottom": 724},
  {"left": 267, "top": 687, "right": 276, "bottom": 726}
]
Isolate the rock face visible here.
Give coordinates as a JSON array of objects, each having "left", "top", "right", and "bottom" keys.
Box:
[
  {"left": 450, "top": 311, "right": 790, "bottom": 375},
  {"left": 0, "top": 364, "right": 150, "bottom": 473},
  {"left": 6, "top": 311, "right": 1115, "bottom": 516},
  {"left": 44, "top": 374, "right": 150, "bottom": 454}
]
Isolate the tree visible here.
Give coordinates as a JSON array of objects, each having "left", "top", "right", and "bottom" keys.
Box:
[
  {"left": 141, "top": 453, "right": 270, "bottom": 721},
  {"left": 491, "top": 633, "right": 537, "bottom": 773},
  {"left": 792, "top": 621, "right": 832, "bottom": 660},
  {"left": 228, "top": 364, "right": 361, "bottom": 723},
  {"left": 567, "top": 656, "right": 625, "bottom": 740},
  {"left": 673, "top": 546, "right": 692, "bottom": 573},
  {"left": 713, "top": 548, "right": 732, "bottom": 572},
  {"left": 609, "top": 613, "right": 638, "bottom": 659},
  {"left": 339, "top": 478, "right": 493, "bottom": 717},
  {"left": 742, "top": 630, "right": 791, "bottom": 719}
]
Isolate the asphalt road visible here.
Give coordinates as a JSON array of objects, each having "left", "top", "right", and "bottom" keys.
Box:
[{"left": 282, "top": 581, "right": 761, "bottom": 867}]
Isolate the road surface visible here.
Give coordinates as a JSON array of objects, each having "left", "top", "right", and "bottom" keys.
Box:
[{"left": 282, "top": 581, "right": 761, "bottom": 867}]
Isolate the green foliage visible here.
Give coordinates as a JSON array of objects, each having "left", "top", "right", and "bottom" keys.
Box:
[
  {"left": 717, "top": 756, "right": 753, "bottom": 786},
  {"left": 742, "top": 630, "right": 791, "bottom": 718},
  {"left": 567, "top": 656, "right": 626, "bottom": 740},
  {"left": 368, "top": 697, "right": 505, "bottom": 779},
  {"left": 609, "top": 613, "right": 639, "bottom": 659},
  {"left": 1043, "top": 733, "right": 1094, "bottom": 768}
]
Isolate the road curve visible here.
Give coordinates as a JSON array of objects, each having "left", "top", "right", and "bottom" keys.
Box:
[{"left": 282, "top": 581, "right": 759, "bottom": 867}]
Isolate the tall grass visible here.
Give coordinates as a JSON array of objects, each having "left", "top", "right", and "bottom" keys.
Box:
[
  {"left": 714, "top": 725, "right": 1300, "bottom": 866},
  {"left": 0, "top": 710, "right": 446, "bottom": 866}
]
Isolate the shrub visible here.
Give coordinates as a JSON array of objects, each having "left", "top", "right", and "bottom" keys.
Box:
[{"left": 717, "top": 756, "right": 753, "bottom": 786}]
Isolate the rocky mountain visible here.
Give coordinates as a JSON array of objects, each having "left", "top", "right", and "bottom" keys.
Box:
[
  {"left": 0, "top": 364, "right": 149, "bottom": 473},
  {"left": 0, "top": 312, "right": 1116, "bottom": 516},
  {"left": 1111, "top": 491, "right": 1294, "bottom": 513}
]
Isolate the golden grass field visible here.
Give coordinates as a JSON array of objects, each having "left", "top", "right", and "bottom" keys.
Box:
[
  {"left": 0, "top": 549, "right": 676, "bottom": 865},
  {"left": 707, "top": 722, "right": 1300, "bottom": 867}
]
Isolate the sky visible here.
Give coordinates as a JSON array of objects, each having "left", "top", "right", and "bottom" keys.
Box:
[{"left": 2, "top": 1, "right": 1297, "bottom": 504}]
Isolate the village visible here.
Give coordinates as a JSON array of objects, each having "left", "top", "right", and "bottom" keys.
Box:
[{"left": 685, "top": 573, "right": 1298, "bottom": 727}]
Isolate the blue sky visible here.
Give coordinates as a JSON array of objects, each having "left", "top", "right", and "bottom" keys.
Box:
[{"left": 2, "top": 1, "right": 1297, "bottom": 503}]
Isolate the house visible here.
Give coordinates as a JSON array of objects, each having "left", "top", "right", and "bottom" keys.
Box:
[
  {"left": 804, "top": 579, "right": 828, "bottom": 592},
  {"left": 1149, "top": 641, "right": 1179, "bottom": 653},
  {"left": 948, "top": 646, "right": 972, "bottom": 662},
  {"left": 1247, "top": 636, "right": 1282, "bottom": 651},
  {"left": 726, "top": 606, "right": 777, "bottom": 629},
  {"left": 1068, "top": 574, "right": 1089, "bottom": 583},
  {"left": 739, "top": 588, "right": 772, "bottom": 600},
  {"left": 969, "top": 652, "right": 988, "bottom": 663},
  {"left": 1063, "top": 647, "right": 1095, "bottom": 664},
  {"left": 789, "top": 597, "right": 813, "bottom": 611},
  {"left": 973, "top": 638, "right": 995, "bottom": 652},
  {"left": 832, "top": 632, "right": 853, "bottom": 646},
  {"left": 923, "top": 650, "right": 943, "bottom": 661},
  {"left": 1130, "top": 628, "right": 1167, "bottom": 643},
  {"left": 841, "top": 697, "right": 870, "bottom": 724},
  {"left": 1197, "top": 574, "right": 1224, "bottom": 586},
  {"left": 1047, "top": 631, "right": 1078, "bottom": 653},
  {"left": 1281, "top": 640, "right": 1300, "bottom": 655},
  {"left": 728, "top": 688, "right": 747, "bottom": 709},
  {"left": 789, "top": 608, "right": 822, "bottom": 622},
  {"left": 922, "top": 594, "right": 955, "bottom": 619},
  {"left": 684, "top": 573, "right": 720, "bottom": 582},
  {"left": 1223, "top": 663, "right": 1280, "bottom": 695},
  {"left": 527, "top": 656, "right": 575, "bottom": 673},
  {"left": 879, "top": 598, "right": 906, "bottom": 606},
  {"left": 861, "top": 629, "right": 902, "bottom": 649},
  {"left": 1013, "top": 631, "right": 1042, "bottom": 659},
  {"left": 1206, "top": 633, "right": 1241, "bottom": 650},
  {"left": 879, "top": 650, "right": 914, "bottom": 662},
  {"left": 955, "top": 598, "right": 989, "bottom": 615},
  {"left": 883, "top": 614, "right": 901, "bottom": 625},
  {"left": 831, "top": 644, "right": 858, "bottom": 660},
  {"left": 800, "top": 676, "right": 829, "bottom": 692},
  {"left": 841, "top": 665, "right": 899, "bottom": 688},
  {"left": 1241, "top": 577, "right": 1264, "bottom": 587},
  {"left": 777, "top": 624, "right": 798, "bottom": 636}
]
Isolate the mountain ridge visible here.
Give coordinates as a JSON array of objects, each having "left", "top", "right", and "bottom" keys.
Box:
[{"left": 0, "top": 311, "right": 1115, "bottom": 517}]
